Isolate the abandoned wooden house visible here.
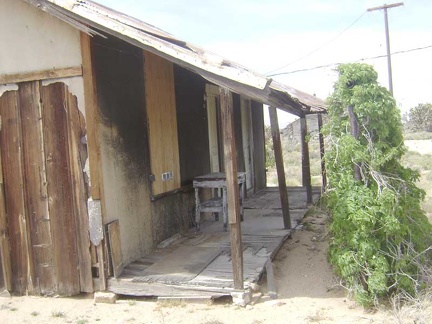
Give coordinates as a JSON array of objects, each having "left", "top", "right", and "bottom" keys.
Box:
[{"left": 0, "top": 0, "right": 326, "bottom": 299}]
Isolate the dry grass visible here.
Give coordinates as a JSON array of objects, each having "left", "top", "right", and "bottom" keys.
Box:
[
  {"left": 267, "top": 129, "right": 323, "bottom": 187},
  {"left": 156, "top": 299, "right": 187, "bottom": 309},
  {"left": 403, "top": 131, "right": 432, "bottom": 140},
  {"left": 401, "top": 149, "right": 432, "bottom": 220},
  {"left": 390, "top": 289, "right": 432, "bottom": 324}
]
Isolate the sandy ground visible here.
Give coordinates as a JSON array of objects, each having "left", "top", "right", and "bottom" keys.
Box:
[
  {"left": 1, "top": 210, "right": 404, "bottom": 324},
  {"left": 2, "top": 138, "right": 432, "bottom": 323},
  {"left": 405, "top": 139, "right": 432, "bottom": 154}
]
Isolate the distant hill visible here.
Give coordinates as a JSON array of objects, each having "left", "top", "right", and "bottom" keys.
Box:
[{"left": 281, "top": 114, "right": 326, "bottom": 144}]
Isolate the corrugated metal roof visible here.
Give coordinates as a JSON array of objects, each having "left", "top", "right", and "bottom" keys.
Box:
[{"left": 24, "top": 0, "right": 326, "bottom": 116}]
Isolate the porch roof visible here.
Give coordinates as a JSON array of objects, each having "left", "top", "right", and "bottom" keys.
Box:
[{"left": 25, "top": 0, "right": 327, "bottom": 116}]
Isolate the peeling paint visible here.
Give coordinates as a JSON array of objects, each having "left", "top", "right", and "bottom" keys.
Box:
[
  {"left": 42, "top": 77, "right": 85, "bottom": 115},
  {"left": 0, "top": 84, "right": 19, "bottom": 98}
]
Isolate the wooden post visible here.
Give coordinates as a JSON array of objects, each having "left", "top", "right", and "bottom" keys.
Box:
[
  {"left": 220, "top": 87, "right": 244, "bottom": 290},
  {"left": 269, "top": 107, "right": 291, "bottom": 229},
  {"left": 81, "top": 32, "right": 107, "bottom": 290},
  {"left": 300, "top": 116, "right": 313, "bottom": 205},
  {"left": 317, "top": 114, "right": 327, "bottom": 189}
]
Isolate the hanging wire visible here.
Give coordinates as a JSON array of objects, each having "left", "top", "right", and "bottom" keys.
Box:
[{"left": 265, "top": 11, "right": 367, "bottom": 75}]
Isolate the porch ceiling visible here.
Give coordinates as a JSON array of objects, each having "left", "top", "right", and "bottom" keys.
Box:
[{"left": 25, "top": 0, "right": 326, "bottom": 117}]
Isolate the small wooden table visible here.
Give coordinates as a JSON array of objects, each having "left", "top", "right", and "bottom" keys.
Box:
[{"left": 193, "top": 172, "right": 246, "bottom": 231}]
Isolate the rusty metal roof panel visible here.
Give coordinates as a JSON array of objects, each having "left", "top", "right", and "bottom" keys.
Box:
[{"left": 25, "top": 0, "right": 326, "bottom": 116}]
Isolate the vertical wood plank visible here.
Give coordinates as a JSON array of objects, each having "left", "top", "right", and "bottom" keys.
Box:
[
  {"left": 0, "top": 94, "right": 13, "bottom": 292},
  {"left": 80, "top": 33, "right": 101, "bottom": 200},
  {"left": 0, "top": 90, "right": 35, "bottom": 294},
  {"left": 144, "top": 50, "right": 181, "bottom": 195},
  {"left": 220, "top": 87, "right": 244, "bottom": 290},
  {"left": 106, "top": 220, "right": 123, "bottom": 278},
  {"left": 80, "top": 32, "right": 107, "bottom": 291},
  {"left": 300, "top": 116, "right": 313, "bottom": 204},
  {"left": 66, "top": 90, "right": 94, "bottom": 292},
  {"left": 19, "top": 81, "right": 55, "bottom": 294},
  {"left": 269, "top": 107, "right": 291, "bottom": 229},
  {"left": 42, "top": 83, "right": 80, "bottom": 295},
  {"left": 317, "top": 114, "right": 327, "bottom": 189}
]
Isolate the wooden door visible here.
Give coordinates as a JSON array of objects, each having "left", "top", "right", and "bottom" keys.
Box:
[
  {"left": 0, "top": 82, "right": 92, "bottom": 295},
  {"left": 206, "top": 84, "right": 221, "bottom": 173},
  {"left": 240, "top": 98, "right": 254, "bottom": 192}
]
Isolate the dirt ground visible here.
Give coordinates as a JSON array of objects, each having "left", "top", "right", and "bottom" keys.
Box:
[
  {"left": 405, "top": 139, "right": 432, "bottom": 154},
  {"left": 1, "top": 210, "right": 402, "bottom": 324}
]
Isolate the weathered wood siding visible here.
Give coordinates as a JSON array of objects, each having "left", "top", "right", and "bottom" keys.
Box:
[
  {"left": 0, "top": 82, "right": 91, "bottom": 295},
  {"left": 144, "top": 51, "right": 181, "bottom": 196}
]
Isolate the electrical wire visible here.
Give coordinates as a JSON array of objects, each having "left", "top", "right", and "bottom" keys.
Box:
[
  {"left": 267, "top": 44, "right": 432, "bottom": 76},
  {"left": 265, "top": 11, "right": 367, "bottom": 75}
]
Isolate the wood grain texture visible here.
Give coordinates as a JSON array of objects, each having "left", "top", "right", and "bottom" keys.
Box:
[
  {"left": 19, "top": 81, "right": 55, "bottom": 295},
  {"left": 0, "top": 90, "right": 35, "bottom": 294},
  {"left": 0, "top": 93, "right": 13, "bottom": 291},
  {"left": 144, "top": 50, "right": 180, "bottom": 195},
  {"left": 80, "top": 32, "right": 101, "bottom": 200},
  {"left": 65, "top": 90, "right": 93, "bottom": 293},
  {"left": 269, "top": 106, "right": 291, "bottom": 229},
  {"left": 220, "top": 87, "right": 244, "bottom": 290},
  {"left": 107, "top": 220, "right": 123, "bottom": 278},
  {"left": 81, "top": 33, "right": 108, "bottom": 290},
  {"left": 42, "top": 83, "right": 80, "bottom": 295},
  {"left": 0, "top": 66, "right": 83, "bottom": 85}
]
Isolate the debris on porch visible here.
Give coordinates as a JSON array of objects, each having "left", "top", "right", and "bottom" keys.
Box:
[{"left": 108, "top": 187, "right": 321, "bottom": 299}]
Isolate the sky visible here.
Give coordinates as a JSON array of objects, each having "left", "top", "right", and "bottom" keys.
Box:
[{"left": 97, "top": 0, "right": 432, "bottom": 126}]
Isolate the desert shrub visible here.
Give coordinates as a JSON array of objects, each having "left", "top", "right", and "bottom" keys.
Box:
[
  {"left": 324, "top": 63, "right": 432, "bottom": 307},
  {"left": 405, "top": 103, "right": 432, "bottom": 133}
]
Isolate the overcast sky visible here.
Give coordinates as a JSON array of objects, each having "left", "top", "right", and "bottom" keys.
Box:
[{"left": 97, "top": 0, "right": 432, "bottom": 126}]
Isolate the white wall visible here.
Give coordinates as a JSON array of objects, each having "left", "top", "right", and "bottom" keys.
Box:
[{"left": 0, "top": 0, "right": 85, "bottom": 111}]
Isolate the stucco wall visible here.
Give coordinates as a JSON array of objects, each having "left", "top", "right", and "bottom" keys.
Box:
[{"left": 0, "top": 0, "right": 84, "bottom": 111}]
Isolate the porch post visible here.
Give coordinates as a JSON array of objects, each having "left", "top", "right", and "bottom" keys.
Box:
[
  {"left": 317, "top": 113, "right": 327, "bottom": 189},
  {"left": 269, "top": 107, "right": 291, "bottom": 229},
  {"left": 300, "top": 116, "right": 313, "bottom": 205},
  {"left": 220, "top": 87, "right": 244, "bottom": 290}
]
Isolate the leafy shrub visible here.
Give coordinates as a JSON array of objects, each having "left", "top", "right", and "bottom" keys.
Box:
[{"left": 324, "top": 63, "right": 432, "bottom": 306}]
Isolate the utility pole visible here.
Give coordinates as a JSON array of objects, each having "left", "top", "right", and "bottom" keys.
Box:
[{"left": 367, "top": 2, "right": 404, "bottom": 96}]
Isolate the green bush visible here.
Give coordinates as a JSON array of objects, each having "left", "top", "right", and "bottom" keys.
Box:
[{"left": 324, "top": 63, "right": 432, "bottom": 307}]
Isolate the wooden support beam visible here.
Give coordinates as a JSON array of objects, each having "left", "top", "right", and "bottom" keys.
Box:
[
  {"left": 269, "top": 107, "right": 291, "bottom": 229},
  {"left": 300, "top": 116, "right": 313, "bottom": 205},
  {"left": 80, "top": 32, "right": 107, "bottom": 290},
  {"left": 317, "top": 114, "right": 327, "bottom": 189},
  {"left": 0, "top": 66, "right": 82, "bottom": 85},
  {"left": 220, "top": 87, "right": 244, "bottom": 290},
  {"left": 80, "top": 33, "right": 102, "bottom": 200}
]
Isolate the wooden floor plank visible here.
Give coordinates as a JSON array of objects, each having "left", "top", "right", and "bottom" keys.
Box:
[{"left": 109, "top": 187, "right": 318, "bottom": 298}]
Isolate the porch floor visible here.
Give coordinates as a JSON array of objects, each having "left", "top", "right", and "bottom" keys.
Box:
[{"left": 108, "top": 186, "right": 321, "bottom": 298}]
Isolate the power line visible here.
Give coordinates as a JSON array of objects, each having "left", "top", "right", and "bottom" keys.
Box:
[
  {"left": 367, "top": 2, "right": 404, "bottom": 95},
  {"left": 265, "top": 11, "right": 367, "bottom": 75},
  {"left": 267, "top": 44, "right": 432, "bottom": 76}
]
